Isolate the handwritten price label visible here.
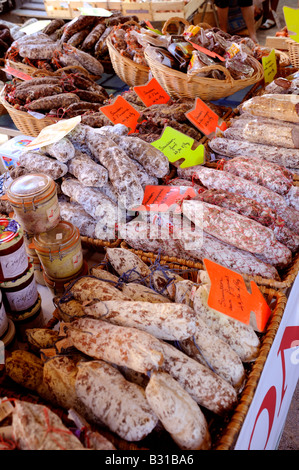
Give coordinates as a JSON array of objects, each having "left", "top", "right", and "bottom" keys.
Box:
[
  {"left": 151, "top": 126, "right": 205, "bottom": 168},
  {"left": 204, "top": 259, "right": 272, "bottom": 332},
  {"left": 185, "top": 98, "right": 227, "bottom": 137},
  {"left": 262, "top": 48, "right": 277, "bottom": 84},
  {"left": 134, "top": 185, "right": 197, "bottom": 213},
  {"left": 100, "top": 95, "right": 141, "bottom": 134},
  {"left": 134, "top": 78, "right": 171, "bottom": 107},
  {"left": 188, "top": 41, "right": 225, "bottom": 62}
]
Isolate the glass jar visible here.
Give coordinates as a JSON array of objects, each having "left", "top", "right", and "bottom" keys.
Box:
[
  {"left": 33, "top": 220, "right": 83, "bottom": 280},
  {"left": 9, "top": 294, "right": 44, "bottom": 343},
  {"left": 0, "top": 290, "right": 8, "bottom": 337},
  {"left": 5, "top": 173, "right": 60, "bottom": 234},
  {"left": 0, "top": 261, "right": 39, "bottom": 314},
  {"left": 0, "top": 217, "right": 29, "bottom": 282}
]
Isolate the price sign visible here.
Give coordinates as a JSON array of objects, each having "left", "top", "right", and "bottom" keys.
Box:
[
  {"left": 262, "top": 48, "right": 277, "bottom": 84},
  {"left": 204, "top": 258, "right": 272, "bottom": 332},
  {"left": 151, "top": 126, "right": 205, "bottom": 168},
  {"left": 134, "top": 185, "right": 197, "bottom": 213},
  {"left": 100, "top": 95, "right": 141, "bottom": 134},
  {"left": 24, "top": 115, "right": 81, "bottom": 150},
  {"left": 2, "top": 65, "right": 32, "bottom": 81},
  {"left": 185, "top": 98, "right": 227, "bottom": 137},
  {"left": 134, "top": 78, "right": 171, "bottom": 107},
  {"left": 283, "top": 6, "right": 299, "bottom": 42}
]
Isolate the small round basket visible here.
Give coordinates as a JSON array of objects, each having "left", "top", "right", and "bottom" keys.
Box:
[
  {"left": 286, "top": 39, "right": 299, "bottom": 68},
  {"left": 0, "top": 88, "right": 61, "bottom": 137},
  {"left": 107, "top": 35, "right": 150, "bottom": 87}
]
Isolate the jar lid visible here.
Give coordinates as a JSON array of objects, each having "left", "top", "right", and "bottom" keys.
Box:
[
  {"left": 6, "top": 174, "right": 54, "bottom": 205},
  {"left": 0, "top": 217, "right": 22, "bottom": 246},
  {"left": 34, "top": 220, "right": 80, "bottom": 254}
]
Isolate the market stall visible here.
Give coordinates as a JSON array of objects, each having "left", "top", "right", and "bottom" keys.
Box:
[{"left": 0, "top": 9, "right": 298, "bottom": 452}]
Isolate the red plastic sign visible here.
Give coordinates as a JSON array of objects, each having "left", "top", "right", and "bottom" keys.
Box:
[
  {"left": 185, "top": 98, "right": 227, "bottom": 137},
  {"left": 203, "top": 258, "right": 272, "bottom": 332},
  {"left": 2, "top": 65, "right": 32, "bottom": 81},
  {"left": 134, "top": 77, "right": 171, "bottom": 107},
  {"left": 100, "top": 95, "right": 141, "bottom": 133}
]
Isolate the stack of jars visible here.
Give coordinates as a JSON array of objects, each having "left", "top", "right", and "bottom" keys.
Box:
[
  {"left": 0, "top": 216, "right": 41, "bottom": 344},
  {"left": 5, "top": 173, "right": 87, "bottom": 297}
]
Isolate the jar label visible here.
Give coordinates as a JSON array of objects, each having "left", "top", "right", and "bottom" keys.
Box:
[
  {"left": 0, "top": 303, "right": 8, "bottom": 337},
  {"left": 0, "top": 243, "right": 28, "bottom": 278},
  {"left": 47, "top": 201, "right": 60, "bottom": 224},
  {"left": 73, "top": 250, "right": 83, "bottom": 269},
  {"left": 5, "top": 278, "right": 38, "bottom": 311}
]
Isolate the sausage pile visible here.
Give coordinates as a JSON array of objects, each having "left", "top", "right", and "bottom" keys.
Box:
[
  {"left": 5, "top": 14, "right": 142, "bottom": 76},
  {"left": 4, "top": 247, "right": 265, "bottom": 450},
  {"left": 3, "top": 74, "right": 109, "bottom": 119}
]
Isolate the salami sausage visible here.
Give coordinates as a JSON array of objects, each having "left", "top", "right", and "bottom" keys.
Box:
[
  {"left": 67, "top": 150, "right": 108, "bottom": 187},
  {"left": 66, "top": 317, "right": 165, "bottom": 373},
  {"left": 145, "top": 371, "right": 211, "bottom": 450},
  {"left": 83, "top": 300, "right": 196, "bottom": 341},
  {"left": 182, "top": 199, "right": 292, "bottom": 268},
  {"left": 240, "top": 94, "right": 299, "bottom": 123},
  {"left": 178, "top": 165, "right": 299, "bottom": 234},
  {"left": 19, "top": 151, "right": 68, "bottom": 180},
  {"left": 81, "top": 23, "right": 106, "bottom": 50},
  {"left": 59, "top": 200, "right": 97, "bottom": 239},
  {"left": 75, "top": 360, "right": 158, "bottom": 441},
  {"left": 26, "top": 93, "right": 80, "bottom": 111},
  {"left": 43, "top": 137, "right": 75, "bottom": 163},
  {"left": 208, "top": 137, "right": 299, "bottom": 169}
]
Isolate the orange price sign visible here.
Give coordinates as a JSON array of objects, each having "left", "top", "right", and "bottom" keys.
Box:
[
  {"left": 134, "top": 78, "right": 171, "bottom": 107},
  {"left": 100, "top": 95, "right": 141, "bottom": 134},
  {"left": 134, "top": 185, "right": 197, "bottom": 213},
  {"left": 185, "top": 98, "right": 227, "bottom": 137},
  {"left": 203, "top": 258, "right": 272, "bottom": 332}
]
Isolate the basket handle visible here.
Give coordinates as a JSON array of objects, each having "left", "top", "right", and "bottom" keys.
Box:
[
  {"left": 194, "top": 22, "right": 213, "bottom": 30},
  {"left": 187, "top": 63, "right": 235, "bottom": 84},
  {"left": 162, "top": 17, "right": 190, "bottom": 35}
]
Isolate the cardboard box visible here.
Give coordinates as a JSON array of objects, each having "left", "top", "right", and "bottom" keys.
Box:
[{"left": 0, "top": 135, "right": 34, "bottom": 172}]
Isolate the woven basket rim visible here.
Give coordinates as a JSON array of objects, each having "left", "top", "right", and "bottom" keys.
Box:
[
  {"left": 120, "top": 241, "right": 299, "bottom": 289},
  {"left": 0, "top": 86, "right": 62, "bottom": 125},
  {"left": 107, "top": 35, "right": 150, "bottom": 73}
]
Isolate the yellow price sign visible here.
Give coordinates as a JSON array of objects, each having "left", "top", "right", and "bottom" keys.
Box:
[{"left": 262, "top": 49, "right": 277, "bottom": 84}]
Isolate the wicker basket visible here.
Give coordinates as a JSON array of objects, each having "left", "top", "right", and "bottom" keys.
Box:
[
  {"left": 286, "top": 39, "right": 299, "bottom": 68},
  {"left": 97, "top": 249, "right": 287, "bottom": 449},
  {"left": 81, "top": 236, "right": 121, "bottom": 252},
  {"left": 0, "top": 88, "right": 61, "bottom": 137},
  {"left": 144, "top": 47, "right": 264, "bottom": 101},
  {"left": 107, "top": 35, "right": 150, "bottom": 87},
  {"left": 120, "top": 241, "right": 299, "bottom": 291}
]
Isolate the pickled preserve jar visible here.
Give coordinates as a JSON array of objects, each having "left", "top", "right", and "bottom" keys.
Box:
[
  {"left": 0, "top": 217, "right": 29, "bottom": 282},
  {"left": 5, "top": 173, "right": 60, "bottom": 234},
  {"left": 33, "top": 220, "right": 83, "bottom": 280}
]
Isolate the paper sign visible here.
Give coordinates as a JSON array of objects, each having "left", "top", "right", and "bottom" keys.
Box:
[
  {"left": 188, "top": 41, "right": 226, "bottom": 62},
  {"left": 134, "top": 78, "right": 171, "bottom": 107},
  {"left": 145, "top": 21, "right": 162, "bottom": 35},
  {"left": 134, "top": 185, "right": 197, "bottom": 213},
  {"left": 24, "top": 115, "right": 81, "bottom": 150},
  {"left": 20, "top": 20, "right": 51, "bottom": 35},
  {"left": 2, "top": 65, "right": 32, "bottom": 81},
  {"left": 262, "top": 48, "right": 277, "bottom": 84},
  {"left": 151, "top": 126, "right": 205, "bottom": 168},
  {"left": 79, "top": 6, "right": 112, "bottom": 16},
  {"left": 203, "top": 258, "right": 272, "bottom": 332},
  {"left": 100, "top": 96, "right": 141, "bottom": 134},
  {"left": 185, "top": 98, "right": 227, "bottom": 137},
  {"left": 283, "top": 6, "right": 299, "bottom": 42}
]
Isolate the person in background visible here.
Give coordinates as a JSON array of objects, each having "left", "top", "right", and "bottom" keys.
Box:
[
  {"left": 260, "top": 0, "right": 279, "bottom": 29},
  {"left": 215, "top": 0, "right": 258, "bottom": 43}
]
